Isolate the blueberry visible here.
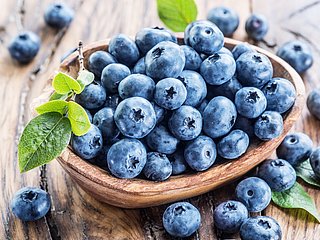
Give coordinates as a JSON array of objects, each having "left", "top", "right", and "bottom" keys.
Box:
[
  {"left": 135, "top": 27, "right": 177, "bottom": 55},
  {"left": 93, "top": 107, "right": 120, "bottom": 142},
  {"left": 207, "top": 76, "right": 242, "bottom": 101},
  {"left": 200, "top": 53, "right": 236, "bottom": 85},
  {"left": 307, "top": 89, "right": 320, "bottom": 120},
  {"left": 310, "top": 148, "right": 320, "bottom": 178},
  {"left": 232, "top": 42, "right": 255, "bottom": 60},
  {"left": 277, "top": 40, "right": 313, "bottom": 73},
  {"left": 262, "top": 77, "right": 296, "bottom": 113},
  {"left": 207, "top": 6, "right": 239, "bottom": 37},
  {"left": 11, "top": 187, "right": 51, "bottom": 221},
  {"left": 236, "top": 177, "right": 271, "bottom": 212},
  {"left": 118, "top": 74, "right": 155, "bottom": 100},
  {"left": 91, "top": 144, "right": 111, "bottom": 170},
  {"left": 217, "top": 46, "right": 233, "bottom": 58},
  {"left": 184, "top": 135, "right": 216, "bottom": 171},
  {"left": 107, "top": 138, "right": 147, "bottom": 178},
  {"left": 254, "top": 111, "right": 283, "bottom": 141},
  {"left": 213, "top": 200, "right": 248, "bottom": 233},
  {"left": 143, "top": 152, "right": 172, "bottom": 181},
  {"left": 109, "top": 34, "right": 140, "bottom": 67},
  {"left": 276, "top": 132, "right": 313, "bottom": 167},
  {"left": 101, "top": 63, "right": 131, "bottom": 93},
  {"left": 75, "top": 83, "right": 106, "bottom": 110},
  {"left": 71, "top": 124, "right": 103, "bottom": 159},
  {"left": 169, "top": 105, "right": 202, "bottom": 141},
  {"left": 203, "top": 96, "right": 237, "bottom": 138},
  {"left": 168, "top": 149, "right": 188, "bottom": 175},
  {"left": 114, "top": 97, "right": 156, "bottom": 138},
  {"left": 150, "top": 102, "right": 166, "bottom": 124},
  {"left": 145, "top": 41, "right": 185, "bottom": 80},
  {"left": 258, "top": 159, "right": 296, "bottom": 192},
  {"left": 240, "top": 216, "right": 282, "bottom": 240},
  {"left": 245, "top": 14, "right": 268, "bottom": 41},
  {"left": 88, "top": 51, "right": 117, "bottom": 79},
  {"left": 44, "top": 3, "right": 74, "bottom": 29},
  {"left": 233, "top": 115, "right": 255, "bottom": 138},
  {"left": 177, "top": 70, "right": 207, "bottom": 107},
  {"left": 235, "top": 87, "right": 267, "bottom": 118},
  {"left": 132, "top": 57, "right": 146, "bottom": 74},
  {"left": 154, "top": 78, "right": 187, "bottom": 110},
  {"left": 163, "top": 202, "right": 201, "bottom": 238},
  {"left": 180, "top": 45, "right": 202, "bottom": 71},
  {"left": 217, "top": 130, "right": 249, "bottom": 159},
  {"left": 185, "top": 20, "right": 224, "bottom": 55},
  {"left": 236, "top": 51, "right": 273, "bottom": 88},
  {"left": 8, "top": 31, "right": 41, "bottom": 64},
  {"left": 84, "top": 109, "right": 93, "bottom": 122},
  {"left": 196, "top": 99, "right": 208, "bottom": 116},
  {"left": 104, "top": 94, "right": 121, "bottom": 110},
  {"left": 146, "top": 125, "right": 180, "bottom": 154}
]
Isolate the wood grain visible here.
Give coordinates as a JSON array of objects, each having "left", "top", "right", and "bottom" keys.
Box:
[{"left": 0, "top": 0, "right": 319, "bottom": 239}]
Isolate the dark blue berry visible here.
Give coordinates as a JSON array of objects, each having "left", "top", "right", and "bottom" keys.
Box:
[
  {"left": 88, "top": 51, "right": 117, "bottom": 79},
  {"left": 207, "top": 6, "right": 239, "bottom": 37},
  {"left": 254, "top": 111, "right": 283, "bottom": 141},
  {"left": 207, "top": 76, "right": 242, "bottom": 101},
  {"left": 258, "top": 159, "right": 296, "bottom": 192},
  {"left": 101, "top": 63, "right": 131, "bottom": 93},
  {"left": 143, "top": 152, "right": 172, "bottom": 181},
  {"left": 168, "top": 149, "right": 188, "bottom": 175},
  {"left": 180, "top": 45, "right": 202, "bottom": 71},
  {"left": 184, "top": 135, "right": 217, "bottom": 171},
  {"left": 71, "top": 124, "right": 103, "bottom": 160},
  {"left": 44, "top": 3, "right": 74, "bottom": 29},
  {"left": 8, "top": 31, "right": 41, "bottom": 64},
  {"left": 107, "top": 138, "right": 147, "bottom": 178},
  {"left": 169, "top": 105, "right": 202, "bottom": 141},
  {"left": 75, "top": 83, "right": 106, "bottom": 110},
  {"left": 132, "top": 57, "right": 146, "bottom": 74},
  {"left": 236, "top": 177, "right": 271, "bottom": 212},
  {"left": 163, "top": 202, "right": 201, "bottom": 237},
  {"left": 245, "top": 14, "right": 268, "bottom": 41},
  {"left": 11, "top": 187, "right": 51, "bottom": 221},
  {"left": 217, "top": 130, "right": 249, "bottom": 159},
  {"left": 118, "top": 74, "right": 155, "bottom": 100},
  {"left": 307, "top": 89, "right": 320, "bottom": 120},
  {"left": 109, "top": 34, "right": 140, "bottom": 67},
  {"left": 276, "top": 132, "right": 313, "bottom": 166},
  {"left": 232, "top": 42, "right": 255, "bottom": 60},
  {"left": 310, "top": 148, "right": 320, "bottom": 178},
  {"left": 114, "top": 97, "right": 156, "bottom": 138}
]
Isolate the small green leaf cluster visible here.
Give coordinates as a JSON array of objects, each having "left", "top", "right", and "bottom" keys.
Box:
[{"left": 18, "top": 70, "right": 94, "bottom": 172}]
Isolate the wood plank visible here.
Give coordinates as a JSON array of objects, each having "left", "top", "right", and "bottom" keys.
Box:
[{"left": 252, "top": 1, "right": 320, "bottom": 239}]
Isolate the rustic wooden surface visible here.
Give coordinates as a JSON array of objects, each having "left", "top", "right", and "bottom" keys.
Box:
[{"left": 0, "top": 0, "right": 319, "bottom": 239}]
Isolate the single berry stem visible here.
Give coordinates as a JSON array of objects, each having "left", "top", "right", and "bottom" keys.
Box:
[{"left": 78, "top": 41, "right": 85, "bottom": 72}]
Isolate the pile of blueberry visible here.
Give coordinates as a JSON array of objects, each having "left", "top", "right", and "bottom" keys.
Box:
[
  {"left": 162, "top": 130, "right": 320, "bottom": 239},
  {"left": 70, "top": 19, "right": 297, "bottom": 182}
]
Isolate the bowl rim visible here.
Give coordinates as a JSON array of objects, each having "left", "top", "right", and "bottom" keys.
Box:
[{"left": 53, "top": 36, "right": 305, "bottom": 207}]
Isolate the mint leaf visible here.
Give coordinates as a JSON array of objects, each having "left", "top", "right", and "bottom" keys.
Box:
[
  {"left": 67, "top": 101, "right": 91, "bottom": 136},
  {"left": 49, "top": 92, "right": 69, "bottom": 101},
  {"left": 272, "top": 182, "right": 320, "bottom": 222},
  {"left": 77, "top": 70, "right": 94, "bottom": 91},
  {"left": 157, "top": 0, "right": 197, "bottom": 32},
  {"left": 36, "top": 100, "right": 68, "bottom": 115},
  {"left": 52, "top": 72, "right": 82, "bottom": 94},
  {"left": 18, "top": 112, "right": 71, "bottom": 172},
  {"left": 296, "top": 160, "right": 320, "bottom": 188}
]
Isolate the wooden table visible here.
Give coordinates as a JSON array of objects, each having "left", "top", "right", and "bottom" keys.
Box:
[{"left": 1, "top": 0, "right": 320, "bottom": 239}]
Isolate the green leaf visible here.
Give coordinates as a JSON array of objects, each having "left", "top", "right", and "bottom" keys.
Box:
[
  {"left": 18, "top": 112, "right": 71, "bottom": 172},
  {"left": 296, "top": 160, "right": 320, "bottom": 188},
  {"left": 67, "top": 101, "right": 91, "bottom": 136},
  {"left": 49, "top": 92, "right": 69, "bottom": 101},
  {"left": 77, "top": 70, "right": 94, "bottom": 91},
  {"left": 272, "top": 182, "right": 320, "bottom": 222},
  {"left": 36, "top": 100, "right": 68, "bottom": 115},
  {"left": 52, "top": 72, "right": 82, "bottom": 94},
  {"left": 157, "top": 0, "right": 197, "bottom": 32}
]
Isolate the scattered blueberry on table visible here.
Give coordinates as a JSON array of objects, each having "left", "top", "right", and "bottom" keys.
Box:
[
  {"left": 11, "top": 187, "right": 51, "bottom": 221},
  {"left": 44, "top": 2, "right": 74, "bottom": 29}
]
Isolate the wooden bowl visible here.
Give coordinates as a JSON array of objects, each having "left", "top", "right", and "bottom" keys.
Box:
[{"left": 47, "top": 37, "right": 304, "bottom": 208}]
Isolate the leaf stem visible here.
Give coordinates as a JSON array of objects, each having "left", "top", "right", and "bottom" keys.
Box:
[{"left": 78, "top": 41, "right": 85, "bottom": 73}]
